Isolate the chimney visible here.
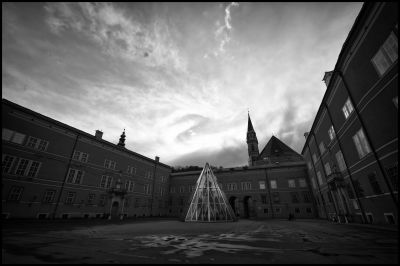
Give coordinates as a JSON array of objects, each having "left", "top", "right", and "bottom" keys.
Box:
[
  {"left": 322, "top": 71, "right": 334, "bottom": 87},
  {"left": 304, "top": 132, "right": 309, "bottom": 139},
  {"left": 155, "top": 156, "right": 160, "bottom": 162},
  {"left": 95, "top": 130, "right": 103, "bottom": 139}
]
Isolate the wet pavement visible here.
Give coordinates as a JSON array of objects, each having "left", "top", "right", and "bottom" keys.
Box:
[{"left": 2, "top": 218, "right": 398, "bottom": 264}]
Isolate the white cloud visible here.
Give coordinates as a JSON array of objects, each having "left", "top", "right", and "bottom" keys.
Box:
[
  {"left": 214, "top": 2, "right": 239, "bottom": 55},
  {"left": 44, "top": 2, "right": 187, "bottom": 72}
]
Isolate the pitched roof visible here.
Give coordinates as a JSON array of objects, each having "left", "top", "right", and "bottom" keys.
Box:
[{"left": 258, "top": 135, "right": 304, "bottom": 162}]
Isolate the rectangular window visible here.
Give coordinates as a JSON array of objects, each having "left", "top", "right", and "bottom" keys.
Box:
[
  {"left": 27, "top": 161, "right": 41, "bottom": 177},
  {"left": 2, "top": 155, "right": 15, "bottom": 174},
  {"left": 270, "top": 180, "right": 277, "bottom": 189},
  {"left": 73, "top": 151, "right": 88, "bottom": 162},
  {"left": 37, "top": 140, "right": 48, "bottom": 151},
  {"left": 342, "top": 98, "right": 354, "bottom": 119},
  {"left": 275, "top": 208, "right": 281, "bottom": 213},
  {"left": 324, "top": 162, "right": 332, "bottom": 176},
  {"left": 259, "top": 181, "right": 266, "bottom": 190},
  {"left": 353, "top": 179, "right": 365, "bottom": 198},
  {"left": 272, "top": 192, "right": 280, "bottom": 203},
  {"left": 302, "top": 191, "right": 312, "bottom": 203},
  {"left": 319, "top": 142, "right": 325, "bottom": 154},
  {"left": 228, "top": 183, "right": 237, "bottom": 191},
  {"left": 386, "top": 164, "right": 398, "bottom": 192},
  {"left": 87, "top": 193, "right": 95, "bottom": 204},
  {"left": 100, "top": 175, "right": 112, "bottom": 188},
  {"left": 353, "top": 128, "right": 371, "bottom": 158},
  {"left": 328, "top": 125, "right": 335, "bottom": 141},
  {"left": 368, "top": 172, "right": 382, "bottom": 195},
  {"left": 263, "top": 208, "right": 268, "bottom": 214},
  {"left": 43, "top": 190, "right": 56, "bottom": 203},
  {"left": 295, "top": 208, "right": 300, "bottom": 214},
  {"left": 2, "top": 128, "right": 14, "bottom": 141},
  {"left": 311, "top": 177, "right": 317, "bottom": 189},
  {"left": 127, "top": 165, "right": 136, "bottom": 175},
  {"left": 290, "top": 192, "right": 299, "bottom": 203},
  {"left": 104, "top": 159, "right": 116, "bottom": 169},
  {"left": 99, "top": 195, "right": 106, "bottom": 206},
  {"left": 26, "top": 137, "right": 39, "bottom": 149},
  {"left": 144, "top": 184, "right": 151, "bottom": 195},
  {"left": 372, "top": 32, "right": 398, "bottom": 76},
  {"left": 65, "top": 192, "right": 76, "bottom": 204},
  {"left": 160, "top": 187, "right": 164, "bottom": 197},
  {"left": 306, "top": 207, "right": 312, "bottom": 213},
  {"left": 312, "top": 153, "right": 318, "bottom": 164},
  {"left": 125, "top": 180, "right": 134, "bottom": 192},
  {"left": 241, "top": 182, "right": 251, "bottom": 190},
  {"left": 261, "top": 195, "right": 267, "bottom": 204},
  {"left": 179, "top": 186, "right": 185, "bottom": 193},
  {"left": 335, "top": 150, "right": 347, "bottom": 172},
  {"left": 299, "top": 178, "right": 307, "bottom": 188},
  {"left": 317, "top": 171, "right": 323, "bottom": 185},
  {"left": 170, "top": 187, "right": 175, "bottom": 193},
  {"left": 8, "top": 186, "right": 24, "bottom": 201},
  {"left": 288, "top": 179, "right": 296, "bottom": 188},
  {"left": 66, "top": 168, "right": 84, "bottom": 184},
  {"left": 393, "top": 96, "right": 398, "bottom": 109},
  {"left": 15, "top": 158, "right": 30, "bottom": 176},
  {"left": 307, "top": 161, "right": 312, "bottom": 170}
]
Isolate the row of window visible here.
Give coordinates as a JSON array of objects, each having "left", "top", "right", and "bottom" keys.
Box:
[
  {"left": 3, "top": 128, "right": 49, "bottom": 151},
  {"left": 2, "top": 130, "right": 165, "bottom": 181},
  {"left": 2, "top": 154, "right": 41, "bottom": 177},
  {"left": 6, "top": 186, "right": 161, "bottom": 206},
  {"left": 170, "top": 179, "right": 308, "bottom": 193}
]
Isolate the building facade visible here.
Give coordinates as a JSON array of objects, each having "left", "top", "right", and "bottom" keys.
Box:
[
  {"left": 301, "top": 2, "right": 398, "bottom": 224},
  {"left": 2, "top": 99, "right": 172, "bottom": 219},
  {"left": 169, "top": 115, "right": 315, "bottom": 220}
]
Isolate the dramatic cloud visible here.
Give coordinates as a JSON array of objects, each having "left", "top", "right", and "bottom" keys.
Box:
[{"left": 2, "top": 2, "right": 363, "bottom": 167}]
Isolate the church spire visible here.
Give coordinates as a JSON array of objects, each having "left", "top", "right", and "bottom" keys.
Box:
[
  {"left": 117, "top": 129, "right": 126, "bottom": 147},
  {"left": 246, "top": 112, "right": 259, "bottom": 166}
]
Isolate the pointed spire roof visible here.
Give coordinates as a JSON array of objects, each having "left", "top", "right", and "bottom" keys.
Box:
[{"left": 247, "top": 112, "right": 255, "bottom": 132}]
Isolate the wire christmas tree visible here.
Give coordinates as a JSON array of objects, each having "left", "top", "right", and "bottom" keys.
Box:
[{"left": 185, "top": 162, "right": 237, "bottom": 222}]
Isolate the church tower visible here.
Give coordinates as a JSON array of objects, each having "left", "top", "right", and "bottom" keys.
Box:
[
  {"left": 117, "top": 129, "right": 126, "bottom": 147},
  {"left": 246, "top": 112, "right": 259, "bottom": 166}
]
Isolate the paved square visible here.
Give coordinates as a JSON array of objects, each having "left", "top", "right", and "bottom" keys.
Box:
[{"left": 2, "top": 218, "right": 398, "bottom": 264}]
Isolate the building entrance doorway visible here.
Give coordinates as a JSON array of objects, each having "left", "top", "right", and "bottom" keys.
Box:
[
  {"left": 243, "top": 196, "right": 252, "bottom": 218},
  {"left": 111, "top": 201, "right": 119, "bottom": 219}
]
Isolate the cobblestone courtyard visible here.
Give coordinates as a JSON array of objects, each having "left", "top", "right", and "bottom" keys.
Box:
[{"left": 2, "top": 218, "right": 398, "bottom": 264}]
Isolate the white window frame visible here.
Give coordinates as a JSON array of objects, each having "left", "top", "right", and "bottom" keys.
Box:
[
  {"left": 312, "top": 153, "right": 318, "bottom": 164},
  {"left": 127, "top": 165, "right": 136, "bottom": 175},
  {"left": 319, "top": 142, "right": 325, "bottom": 154},
  {"left": 259, "top": 181, "right": 266, "bottom": 190},
  {"left": 14, "top": 158, "right": 41, "bottom": 177},
  {"left": 317, "top": 171, "right": 323, "bottom": 185},
  {"left": 43, "top": 190, "right": 56, "bottom": 203},
  {"left": 288, "top": 179, "right": 296, "bottom": 188},
  {"left": 8, "top": 186, "right": 24, "bottom": 201},
  {"left": 65, "top": 192, "right": 76, "bottom": 204},
  {"left": 179, "top": 186, "right": 185, "bottom": 193},
  {"left": 311, "top": 177, "right": 317, "bottom": 189},
  {"left": 270, "top": 180, "right": 277, "bottom": 189},
  {"left": 87, "top": 193, "right": 96, "bottom": 204},
  {"left": 328, "top": 125, "right": 335, "bottom": 141},
  {"left": 342, "top": 98, "right": 354, "bottom": 119},
  {"left": 144, "top": 184, "right": 151, "bottom": 195},
  {"left": 2, "top": 154, "right": 16, "bottom": 174},
  {"left": 335, "top": 150, "right": 347, "bottom": 172},
  {"left": 73, "top": 150, "right": 88, "bottom": 163},
  {"left": 2, "top": 129, "right": 26, "bottom": 145},
  {"left": 125, "top": 180, "right": 135, "bottom": 192},
  {"left": 104, "top": 159, "right": 116, "bottom": 170},
  {"left": 66, "top": 168, "right": 84, "bottom": 184},
  {"left": 324, "top": 162, "right": 332, "bottom": 176},
  {"left": 353, "top": 128, "right": 371, "bottom": 158},
  {"left": 372, "top": 32, "right": 398, "bottom": 76}
]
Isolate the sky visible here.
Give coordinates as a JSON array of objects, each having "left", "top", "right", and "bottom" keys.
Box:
[{"left": 2, "top": 2, "right": 363, "bottom": 168}]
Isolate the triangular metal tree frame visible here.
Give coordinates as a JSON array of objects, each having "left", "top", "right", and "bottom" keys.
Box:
[{"left": 185, "top": 162, "right": 237, "bottom": 222}]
